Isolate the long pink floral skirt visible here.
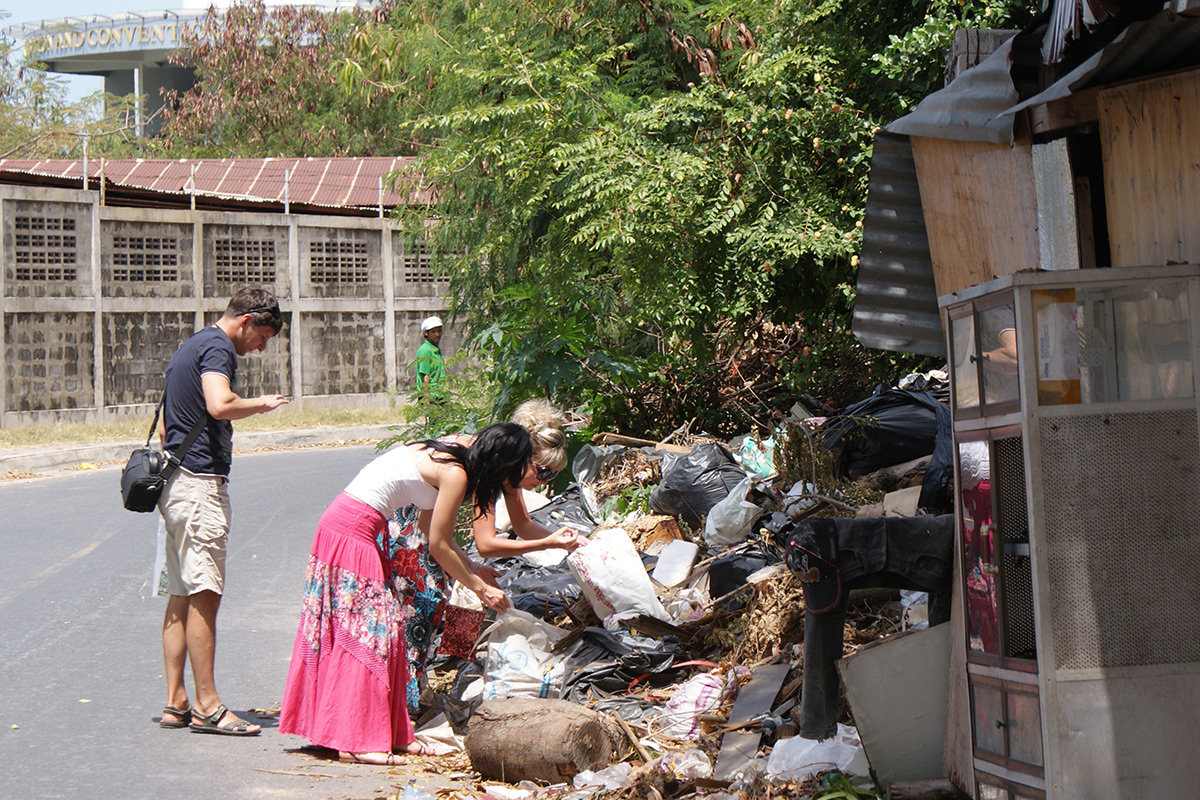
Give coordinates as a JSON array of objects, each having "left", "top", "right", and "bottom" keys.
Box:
[{"left": 279, "top": 493, "right": 413, "bottom": 753}]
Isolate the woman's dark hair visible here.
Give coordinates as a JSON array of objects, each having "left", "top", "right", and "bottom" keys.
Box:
[{"left": 419, "top": 422, "right": 532, "bottom": 517}]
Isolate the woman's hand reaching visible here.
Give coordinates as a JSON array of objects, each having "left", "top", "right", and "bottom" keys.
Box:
[
  {"left": 546, "top": 527, "right": 586, "bottom": 552},
  {"left": 474, "top": 581, "right": 510, "bottom": 613}
]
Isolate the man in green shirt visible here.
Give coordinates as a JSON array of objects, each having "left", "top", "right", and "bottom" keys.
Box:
[{"left": 416, "top": 315, "right": 446, "bottom": 401}]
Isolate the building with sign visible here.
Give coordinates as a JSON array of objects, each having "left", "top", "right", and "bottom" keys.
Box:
[{"left": 8, "top": 2, "right": 363, "bottom": 137}]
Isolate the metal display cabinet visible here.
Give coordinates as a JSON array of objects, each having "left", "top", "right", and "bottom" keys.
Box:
[{"left": 942, "top": 265, "right": 1200, "bottom": 800}]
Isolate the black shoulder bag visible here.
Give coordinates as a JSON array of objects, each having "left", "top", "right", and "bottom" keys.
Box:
[{"left": 120, "top": 397, "right": 208, "bottom": 513}]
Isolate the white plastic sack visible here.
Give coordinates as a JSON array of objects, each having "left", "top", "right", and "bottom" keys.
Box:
[
  {"left": 413, "top": 712, "right": 465, "bottom": 755},
  {"left": 765, "top": 724, "right": 867, "bottom": 781},
  {"left": 481, "top": 609, "right": 574, "bottom": 701},
  {"left": 567, "top": 528, "right": 670, "bottom": 631},
  {"left": 703, "top": 475, "right": 764, "bottom": 550}
]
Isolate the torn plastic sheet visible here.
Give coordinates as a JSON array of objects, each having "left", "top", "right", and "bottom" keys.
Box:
[
  {"left": 589, "top": 695, "right": 665, "bottom": 725},
  {"left": 708, "top": 539, "right": 784, "bottom": 610}
]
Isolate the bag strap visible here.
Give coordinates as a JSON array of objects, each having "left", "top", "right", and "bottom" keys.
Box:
[
  {"left": 143, "top": 396, "right": 165, "bottom": 447},
  {"left": 161, "top": 413, "right": 209, "bottom": 482},
  {"left": 148, "top": 391, "right": 210, "bottom": 483}
]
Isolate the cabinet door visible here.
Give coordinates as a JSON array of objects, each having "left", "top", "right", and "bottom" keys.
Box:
[{"left": 970, "top": 674, "right": 1045, "bottom": 774}]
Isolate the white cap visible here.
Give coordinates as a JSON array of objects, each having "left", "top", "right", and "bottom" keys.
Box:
[{"left": 421, "top": 315, "right": 443, "bottom": 332}]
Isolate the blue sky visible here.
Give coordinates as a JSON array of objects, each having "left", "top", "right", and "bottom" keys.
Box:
[{"left": 4, "top": 0, "right": 178, "bottom": 30}]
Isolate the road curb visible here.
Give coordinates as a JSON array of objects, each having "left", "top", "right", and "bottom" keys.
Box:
[{"left": 0, "top": 424, "right": 397, "bottom": 475}]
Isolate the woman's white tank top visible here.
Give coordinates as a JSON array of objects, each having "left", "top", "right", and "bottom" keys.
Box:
[{"left": 343, "top": 444, "right": 440, "bottom": 515}]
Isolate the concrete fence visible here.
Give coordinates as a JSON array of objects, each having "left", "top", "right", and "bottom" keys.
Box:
[{"left": 1, "top": 182, "right": 455, "bottom": 427}]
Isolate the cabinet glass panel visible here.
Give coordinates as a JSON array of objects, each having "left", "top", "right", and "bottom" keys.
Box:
[
  {"left": 1074, "top": 280, "right": 1193, "bottom": 403},
  {"left": 979, "top": 301, "right": 1020, "bottom": 406},
  {"left": 961, "top": 440, "right": 999, "bottom": 655},
  {"left": 1033, "top": 289, "right": 1082, "bottom": 405},
  {"left": 951, "top": 311, "right": 980, "bottom": 411}
]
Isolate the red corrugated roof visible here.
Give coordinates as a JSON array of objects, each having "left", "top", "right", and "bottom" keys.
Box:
[{"left": 0, "top": 156, "right": 429, "bottom": 210}]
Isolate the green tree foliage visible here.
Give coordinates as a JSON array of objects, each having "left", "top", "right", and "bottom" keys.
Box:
[
  {"left": 152, "top": 1, "right": 407, "bottom": 157},
  {"left": 340, "top": 0, "right": 1035, "bottom": 433},
  {"left": 0, "top": 27, "right": 142, "bottom": 159},
  {"left": 150, "top": 0, "right": 1035, "bottom": 433}
]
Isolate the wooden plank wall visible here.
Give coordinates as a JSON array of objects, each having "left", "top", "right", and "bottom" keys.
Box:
[
  {"left": 1100, "top": 69, "right": 1200, "bottom": 268},
  {"left": 911, "top": 136, "right": 1040, "bottom": 296}
]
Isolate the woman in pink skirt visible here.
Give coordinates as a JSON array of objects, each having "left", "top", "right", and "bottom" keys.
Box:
[{"left": 279, "top": 422, "right": 534, "bottom": 765}]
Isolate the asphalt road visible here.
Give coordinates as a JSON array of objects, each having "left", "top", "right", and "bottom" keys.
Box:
[{"left": 0, "top": 444, "right": 449, "bottom": 800}]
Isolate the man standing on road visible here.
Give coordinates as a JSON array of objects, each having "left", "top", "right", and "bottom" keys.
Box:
[
  {"left": 415, "top": 315, "right": 446, "bottom": 402},
  {"left": 157, "top": 288, "right": 289, "bottom": 736}
]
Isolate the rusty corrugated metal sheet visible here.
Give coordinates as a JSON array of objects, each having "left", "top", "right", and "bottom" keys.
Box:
[
  {"left": 0, "top": 156, "right": 428, "bottom": 210},
  {"left": 852, "top": 132, "right": 945, "bottom": 359}
]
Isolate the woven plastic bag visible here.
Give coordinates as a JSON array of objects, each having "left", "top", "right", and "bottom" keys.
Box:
[
  {"left": 481, "top": 609, "right": 574, "bottom": 700},
  {"left": 567, "top": 528, "right": 670, "bottom": 631}
]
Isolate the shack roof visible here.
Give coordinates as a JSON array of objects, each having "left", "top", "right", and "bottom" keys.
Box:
[
  {"left": 856, "top": 3, "right": 1200, "bottom": 357},
  {"left": 0, "top": 156, "right": 430, "bottom": 216},
  {"left": 888, "top": 4, "right": 1200, "bottom": 146}
]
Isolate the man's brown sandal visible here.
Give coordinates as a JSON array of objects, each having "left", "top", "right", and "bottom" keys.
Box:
[
  {"left": 189, "top": 704, "right": 261, "bottom": 736},
  {"left": 159, "top": 705, "right": 192, "bottom": 729}
]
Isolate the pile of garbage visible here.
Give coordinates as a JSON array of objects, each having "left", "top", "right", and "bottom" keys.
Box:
[{"left": 407, "top": 372, "right": 957, "bottom": 800}]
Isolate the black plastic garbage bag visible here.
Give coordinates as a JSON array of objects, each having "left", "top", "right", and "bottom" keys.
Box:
[
  {"left": 649, "top": 442, "right": 747, "bottom": 528},
  {"left": 529, "top": 483, "right": 599, "bottom": 535},
  {"left": 758, "top": 511, "right": 794, "bottom": 548},
  {"left": 561, "top": 627, "right": 685, "bottom": 702},
  {"left": 820, "top": 387, "right": 953, "bottom": 510},
  {"left": 490, "top": 556, "right": 581, "bottom": 621},
  {"left": 436, "top": 660, "right": 486, "bottom": 733},
  {"left": 708, "top": 539, "right": 784, "bottom": 611}
]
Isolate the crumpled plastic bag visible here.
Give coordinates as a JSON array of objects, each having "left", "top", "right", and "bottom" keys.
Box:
[
  {"left": 765, "top": 724, "right": 867, "bottom": 781},
  {"left": 573, "top": 762, "right": 633, "bottom": 790},
  {"left": 731, "top": 434, "right": 776, "bottom": 477},
  {"left": 704, "top": 475, "right": 767, "bottom": 550},
  {"left": 660, "top": 748, "right": 713, "bottom": 781}
]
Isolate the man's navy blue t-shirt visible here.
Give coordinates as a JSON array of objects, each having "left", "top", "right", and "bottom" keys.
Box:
[{"left": 163, "top": 326, "right": 236, "bottom": 476}]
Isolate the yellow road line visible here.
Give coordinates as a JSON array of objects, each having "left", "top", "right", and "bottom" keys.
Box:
[{"left": 0, "top": 532, "right": 114, "bottom": 609}]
